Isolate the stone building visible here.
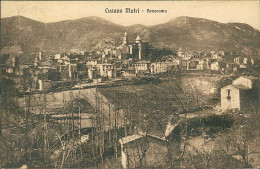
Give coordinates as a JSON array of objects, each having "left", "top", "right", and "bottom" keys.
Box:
[
  {"left": 97, "top": 63, "right": 116, "bottom": 77},
  {"left": 119, "top": 134, "right": 168, "bottom": 168},
  {"left": 121, "top": 69, "right": 136, "bottom": 77},
  {"left": 150, "top": 62, "right": 178, "bottom": 74},
  {"left": 117, "top": 32, "right": 149, "bottom": 60},
  {"left": 133, "top": 60, "right": 150, "bottom": 74},
  {"left": 221, "top": 77, "right": 259, "bottom": 111},
  {"left": 210, "top": 61, "right": 226, "bottom": 71}
]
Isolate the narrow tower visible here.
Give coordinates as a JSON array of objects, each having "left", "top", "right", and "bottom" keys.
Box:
[
  {"left": 122, "top": 32, "right": 128, "bottom": 45},
  {"left": 136, "top": 35, "right": 142, "bottom": 60},
  {"left": 39, "top": 51, "right": 42, "bottom": 60}
]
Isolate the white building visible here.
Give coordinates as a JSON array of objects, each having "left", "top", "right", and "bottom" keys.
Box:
[
  {"left": 98, "top": 64, "right": 116, "bottom": 77},
  {"left": 121, "top": 69, "right": 136, "bottom": 77},
  {"left": 86, "top": 59, "right": 100, "bottom": 67},
  {"left": 221, "top": 77, "right": 259, "bottom": 111},
  {"left": 210, "top": 61, "right": 226, "bottom": 71},
  {"left": 133, "top": 60, "right": 150, "bottom": 74},
  {"left": 150, "top": 62, "right": 178, "bottom": 74}
]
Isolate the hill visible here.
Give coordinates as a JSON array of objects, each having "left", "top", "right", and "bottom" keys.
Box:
[
  {"left": 148, "top": 16, "right": 259, "bottom": 54},
  {"left": 1, "top": 16, "right": 259, "bottom": 62}
]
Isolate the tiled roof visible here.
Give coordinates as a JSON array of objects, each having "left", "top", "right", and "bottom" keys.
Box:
[
  {"left": 119, "top": 134, "right": 143, "bottom": 144},
  {"left": 119, "top": 133, "right": 166, "bottom": 145}
]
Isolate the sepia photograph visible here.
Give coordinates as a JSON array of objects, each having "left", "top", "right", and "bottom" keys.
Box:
[{"left": 0, "top": 1, "right": 259, "bottom": 168}]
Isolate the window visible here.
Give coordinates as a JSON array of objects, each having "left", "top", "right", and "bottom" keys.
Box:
[{"left": 226, "top": 89, "right": 231, "bottom": 99}]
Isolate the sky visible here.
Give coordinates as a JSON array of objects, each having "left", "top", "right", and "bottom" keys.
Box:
[{"left": 1, "top": 1, "right": 260, "bottom": 29}]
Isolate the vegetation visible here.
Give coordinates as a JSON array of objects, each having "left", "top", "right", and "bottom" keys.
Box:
[{"left": 1, "top": 72, "right": 259, "bottom": 168}]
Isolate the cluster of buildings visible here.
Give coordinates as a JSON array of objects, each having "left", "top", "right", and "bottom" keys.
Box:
[
  {"left": 1, "top": 32, "right": 256, "bottom": 93},
  {"left": 177, "top": 51, "right": 255, "bottom": 74},
  {"left": 1, "top": 33, "right": 259, "bottom": 169}
]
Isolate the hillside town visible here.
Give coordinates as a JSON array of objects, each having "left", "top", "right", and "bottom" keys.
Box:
[
  {"left": 1, "top": 32, "right": 257, "bottom": 94},
  {"left": 1, "top": 32, "right": 260, "bottom": 168}
]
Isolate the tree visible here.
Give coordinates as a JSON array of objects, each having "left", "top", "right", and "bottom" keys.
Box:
[{"left": 215, "top": 113, "right": 259, "bottom": 168}]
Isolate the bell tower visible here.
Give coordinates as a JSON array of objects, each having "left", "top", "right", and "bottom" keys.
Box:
[
  {"left": 122, "top": 32, "right": 128, "bottom": 45},
  {"left": 136, "top": 35, "right": 142, "bottom": 60}
]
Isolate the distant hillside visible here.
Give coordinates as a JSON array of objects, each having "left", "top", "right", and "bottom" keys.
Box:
[
  {"left": 148, "top": 16, "right": 259, "bottom": 54},
  {"left": 1, "top": 15, "right": 259, "bottom": 62}
]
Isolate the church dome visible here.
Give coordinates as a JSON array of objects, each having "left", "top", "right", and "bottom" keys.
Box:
[{"left": 136, "top": 35, "right": 142, "bottom": 41}]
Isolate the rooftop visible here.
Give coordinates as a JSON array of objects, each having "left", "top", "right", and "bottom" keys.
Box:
[
  {"left": 119, "top": 134, "right": 143, "bottom": 144},
  {"left": 223, "top": 84, "right": 250, "bottom": 90},
  {"left": 119, "top": 133, "right": 166, "bottom": 145}
]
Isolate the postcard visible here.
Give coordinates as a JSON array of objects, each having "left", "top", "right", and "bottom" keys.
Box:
[{"left": 1, "top": 1, "right": 259, "bottom": 168}]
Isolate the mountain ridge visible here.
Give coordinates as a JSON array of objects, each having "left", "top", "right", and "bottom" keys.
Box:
[
  {"left": 1, "top": 15, "right": 259, "bottom": 62},
  {"left": 1, "top": 15, "right": 259, "bottom": 30}
]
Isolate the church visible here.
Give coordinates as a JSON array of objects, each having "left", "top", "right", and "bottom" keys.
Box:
[{"left": 116, "top": 32, "right": 149, "bottom": 60}]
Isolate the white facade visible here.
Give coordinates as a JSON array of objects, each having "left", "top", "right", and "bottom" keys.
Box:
[
  {"left": 38, "top": 80, "right": 43, "bottom": 91},
  {"left": 133, "top": 61, "right": 150, "bottom": 72},
  {"left": 86, "top": 60, "right": 99, "bottom": 67},
  {"left": 121, "top": 69, "right": 136, "bottom": 77},
  {"left": 107, "top": 69, "right": 116, "bottom": 78},
  {"left": 88, "top": 69, "right": 96, "bottom": 79},
  {"left": 150, "top": 62, "right": 177, "bottom": 74},
  {"left": 98, "top": 64, "right": 116, "bottom": 77},
  {"left": 221, "top": 77, "right": 254, "bottom": 111},
  {"left": 54, "top": 54, "right": 62, "bottom": 60},
  {"left": 210, "top": 61, "right": 220, "bottom": 71},
  {"left": 221, "top": 85, "right": 240, "bottom": 110}
]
